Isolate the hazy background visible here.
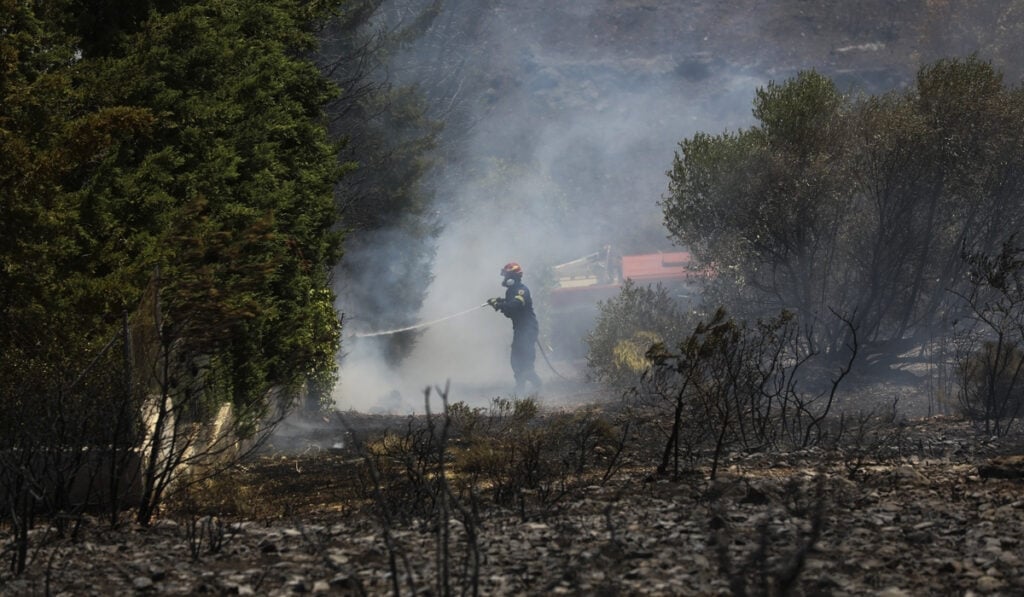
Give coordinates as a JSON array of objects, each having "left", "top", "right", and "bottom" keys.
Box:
[{"left": 332, "top": 0, "right": 1024, "bottom": 413}]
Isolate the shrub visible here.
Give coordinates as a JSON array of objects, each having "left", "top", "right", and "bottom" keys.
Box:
[
  {"left": 956, "top": 341, "right": 1024, "bottom": 435},
  {"left": 586, "top": 281, "right": 699, "bottom": 387},
  {"left": 634, "top": 308, "right": 856, "bottom": 479}
]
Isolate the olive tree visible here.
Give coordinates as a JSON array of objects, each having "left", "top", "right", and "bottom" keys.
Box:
[
  {"left": 663, "top": 58, "right": 1024, "bottom": 368},
  {"left": 664, "top": 71, "right": 852, "bottom": 348}
]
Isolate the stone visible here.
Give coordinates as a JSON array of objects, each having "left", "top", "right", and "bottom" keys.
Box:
[
  {"left": 977, "top": 575, "right": 1005, "bottom": 592},
  {"left": 329, "top": 574, "right": 356, "bottom": 589},
  {"left": 978, "top": 455, "right": 1024, "bottom": 479}
]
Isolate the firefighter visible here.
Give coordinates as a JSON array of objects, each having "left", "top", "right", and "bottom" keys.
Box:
[{"left": 487, "top": 262, "right": 543, "bottom": 393}]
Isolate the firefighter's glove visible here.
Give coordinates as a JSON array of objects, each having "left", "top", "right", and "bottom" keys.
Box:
[{"left": 487, "top": 297, "right": 503, "bottom": 311}]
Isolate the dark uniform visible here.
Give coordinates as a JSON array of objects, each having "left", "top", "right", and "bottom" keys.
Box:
[{"left": 489, "top": 265, "right": 543, "bottom": 393}]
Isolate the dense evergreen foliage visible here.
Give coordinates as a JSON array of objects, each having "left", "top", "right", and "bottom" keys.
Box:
[
  {"left": 0, "top": 0, "right": 457, "bottom": 538},
  {"left": 1, "top": 0, "right": 350, "bottom": 474}
]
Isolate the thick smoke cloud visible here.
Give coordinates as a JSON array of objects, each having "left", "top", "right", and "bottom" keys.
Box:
[
  {"left": 332, "top": 2, "right": 767, "bottom": 412},
  {"left": 335, "top": 0, "right": 1010, "bottom": 412}
]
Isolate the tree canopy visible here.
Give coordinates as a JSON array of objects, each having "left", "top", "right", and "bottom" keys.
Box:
[
  {"left": 663, "top": 58, "right": 1024, "bottom": 359},
  {"left": 1, "top": 0, "right": 348, "bottom": 427}
]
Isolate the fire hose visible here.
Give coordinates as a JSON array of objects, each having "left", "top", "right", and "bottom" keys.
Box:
[
  {"left": 350, "top": 303, "right": 571, "bottom": 381},
  {"left": 351, "top": 303, "right": 489, "bottom": 338},
  {"left": 535, "top": 340, "right": 571, "bottom": 381}
]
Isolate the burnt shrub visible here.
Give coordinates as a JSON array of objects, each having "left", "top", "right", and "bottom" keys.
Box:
[
  {"left": 955, "top": 341, "right": 1024, "bottom": 435},
  {"left": 355, "top": 395, "right": 629, "bottom": 523},
  {"left": 625, "top": 308, "right": 856, "bottom": 479}
]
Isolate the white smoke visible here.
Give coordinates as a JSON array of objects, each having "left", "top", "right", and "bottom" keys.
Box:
[
  {"left": 332, "top": 1, "right": 763, "bottom": 412},
  {"left": 328, "top": 0, "right": 1024, "bottom": 414}
]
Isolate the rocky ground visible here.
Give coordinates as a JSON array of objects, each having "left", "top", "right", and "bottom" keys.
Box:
[{"left": 5, "top": 407, "right": 1024, "bottom": 596}]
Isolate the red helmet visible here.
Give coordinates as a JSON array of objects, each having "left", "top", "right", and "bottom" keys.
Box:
[{"left": 501, "top": 262, "right": 523, "bottom": 278}]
